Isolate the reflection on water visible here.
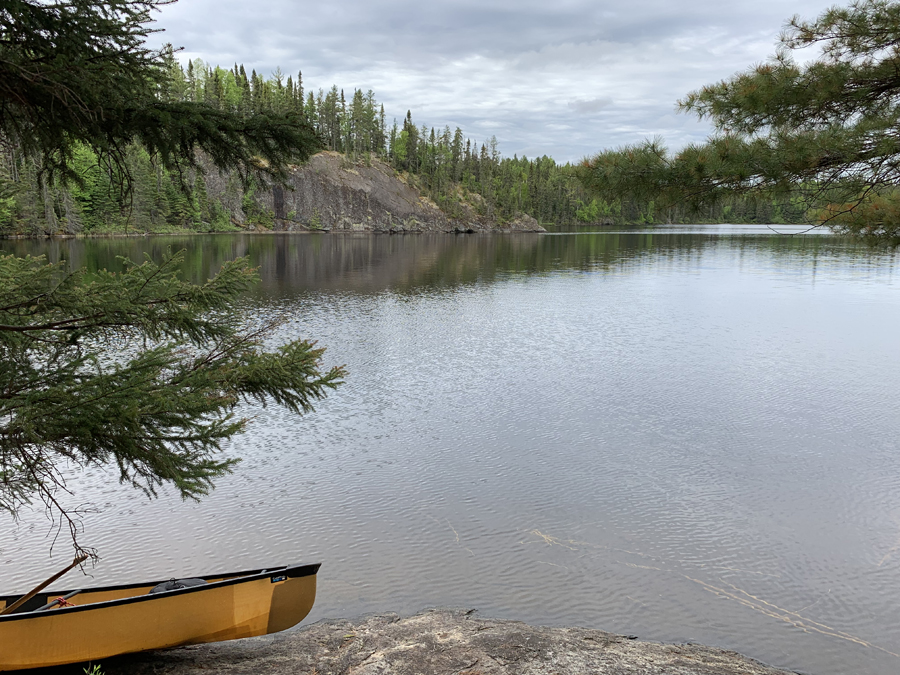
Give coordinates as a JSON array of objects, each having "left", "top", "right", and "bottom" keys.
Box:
[
  {"left": 4, "top": 226, "right": 893, "bottom": 292},
  {"left": 2, "top": 228, "right": 900, "bottom": 675}
]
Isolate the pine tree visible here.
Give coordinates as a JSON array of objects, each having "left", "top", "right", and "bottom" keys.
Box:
[
  {"left": 0, "top": 1, "right": 321, "bottom": 191},
  {"left": 378, "top": 104, "right": 386, "bottom": 156},
  {"left": 305, "top": 91, "right": 317, "bottom": 129},
  {"left": 580, "top": 0, "right": 900, "bottom": 245},
  {"left": 0, "top": 0, "right": 340, "bottom": 555},
  {"left": 296, "top": 71, "right": 304, "bottom": 114}
]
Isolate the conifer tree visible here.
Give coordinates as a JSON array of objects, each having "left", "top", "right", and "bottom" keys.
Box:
[
  {"left": 0, "top": 1, "right": 321, "bottom": 191},
  {"left": 296, "top": 71, "right": 304, "bottom": 112},
  {"left": 580, "top": 0, "right": 900, "bottom": 245},
  {"left": 0, "top": 0, "right": 339, "bottom": 555}
]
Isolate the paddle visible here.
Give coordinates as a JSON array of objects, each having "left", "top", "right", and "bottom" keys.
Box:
[{"left": 0, "top": 555, "right": 88, "bottom": 616}]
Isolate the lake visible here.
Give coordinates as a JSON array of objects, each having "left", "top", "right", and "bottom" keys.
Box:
[{"left": 2, "top": 227, "right": 900, "bottom": 675}]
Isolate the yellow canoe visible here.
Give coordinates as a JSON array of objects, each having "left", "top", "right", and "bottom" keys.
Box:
[{"left": 0, "top": 562, "right": 319, "bottom": 671}]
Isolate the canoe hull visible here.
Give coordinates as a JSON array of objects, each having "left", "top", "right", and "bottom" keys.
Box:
[{"left": 0, "top": 564, "right": 318, "bottom": 671}]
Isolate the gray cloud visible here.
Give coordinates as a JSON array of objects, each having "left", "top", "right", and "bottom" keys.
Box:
[
  {"left": 568, "top": 98, "right": 614, "bottom": 115},
  {"left": 153, "top": 0, "right": 837, "bottom": 162}
]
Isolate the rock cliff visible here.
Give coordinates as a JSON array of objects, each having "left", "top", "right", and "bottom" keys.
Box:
[{"left": 257, "top": 152, "right": 545, "bottom": 234}]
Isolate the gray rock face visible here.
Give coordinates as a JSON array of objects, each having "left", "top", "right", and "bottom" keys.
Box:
[
  {"left": 261, "top": 152, "right": 545, "bottom": 234},
  {"left": 104, "top": 609, "right": 797, "bottom": 675}
]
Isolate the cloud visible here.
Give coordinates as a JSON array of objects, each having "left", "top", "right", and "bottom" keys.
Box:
[
  {"left": 568, "top": 98, "right": 613, "bottom": 115},
  {"left": 153, "top": 0, "right": 839, "bottom": 162}
]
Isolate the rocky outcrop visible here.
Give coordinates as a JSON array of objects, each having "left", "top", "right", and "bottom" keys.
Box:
[
  {"left": 104, "top": 609, "right": 796, "bottom": 675},
  {"left": 259, "top": 152, "right": 545, "bottom": 234}
]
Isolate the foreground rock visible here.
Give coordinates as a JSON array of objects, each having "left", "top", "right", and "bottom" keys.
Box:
[
  {"left": 104, "top": 609, "right": 796, "bottom": 675},
  {"left": 256, "top": 152, "right": 545, "bottom": 234}
]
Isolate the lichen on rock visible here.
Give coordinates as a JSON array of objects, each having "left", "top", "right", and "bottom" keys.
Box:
[{"left": 103, "top": 609, "right": 798, "bottom": 675}]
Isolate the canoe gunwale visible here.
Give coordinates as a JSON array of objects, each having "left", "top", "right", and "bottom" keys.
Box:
[{"left": 0, "top": 562, "right": 320, "bottom": 623}]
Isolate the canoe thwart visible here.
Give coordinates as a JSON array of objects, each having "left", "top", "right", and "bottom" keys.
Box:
[{"left": 34, "top": 590, "right": 82, "bottom": 612}]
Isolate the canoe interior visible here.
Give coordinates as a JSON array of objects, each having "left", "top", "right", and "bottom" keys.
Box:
[{"left": 0, "top": 565, "right": 289, "bottom": 614}]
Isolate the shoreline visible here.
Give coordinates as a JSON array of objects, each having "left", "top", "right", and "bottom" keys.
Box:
[
  {"left": 0, "top": 228, "right": 550, "bottom": 241},
  {"left": 101, "top": 608, "right": 799, "bottom": 675}
]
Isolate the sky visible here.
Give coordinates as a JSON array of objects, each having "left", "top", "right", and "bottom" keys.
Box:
[{"left": 153, "top": 0, "right": 838, "bottom": 163}]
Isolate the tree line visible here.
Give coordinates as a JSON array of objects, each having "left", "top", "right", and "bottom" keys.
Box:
[
  {"left": 582, "top": 0, "right": 900, "bottom": 245},
  {"left": 0, "top": 54, "right": 808, "bottom": 236}
]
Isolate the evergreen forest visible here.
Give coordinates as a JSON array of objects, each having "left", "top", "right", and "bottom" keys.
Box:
[{"left": 0, "top": 57, "right": 807, "bottom": 236}]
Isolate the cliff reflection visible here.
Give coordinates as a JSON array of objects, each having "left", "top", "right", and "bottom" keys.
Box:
[{"left": 1, "top": 229, "right": 894, "bottom": 294}]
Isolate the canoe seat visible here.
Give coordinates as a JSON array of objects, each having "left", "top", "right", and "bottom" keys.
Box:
[{"left": 148, "top": 578, "right": 207, "bottom": 594}]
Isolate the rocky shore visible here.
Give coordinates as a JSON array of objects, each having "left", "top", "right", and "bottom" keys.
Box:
[{"left": 103, "top": 609, "right": 797, "bottom": 675}]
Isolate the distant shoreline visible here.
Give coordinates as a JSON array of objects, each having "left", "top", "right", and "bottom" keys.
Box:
[{"left": 0, "top": 228, "right": 550, "bottom": 241}]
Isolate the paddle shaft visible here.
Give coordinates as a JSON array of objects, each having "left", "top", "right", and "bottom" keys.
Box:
[
  {"left": 35, "top": 589, "right": 83, "bottom": 612},
  {"left": 0, "top": 555, "right": 88, "bottom": 616}
]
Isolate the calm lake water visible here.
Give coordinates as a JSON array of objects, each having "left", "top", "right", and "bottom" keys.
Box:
[{"left": 3, "top": 227, "right": 900, "bottom": 675}]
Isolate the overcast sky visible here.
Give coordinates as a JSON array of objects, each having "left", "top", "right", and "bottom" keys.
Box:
[{"left": 153, "top": 0, "right": 837, "bottom": 163}]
